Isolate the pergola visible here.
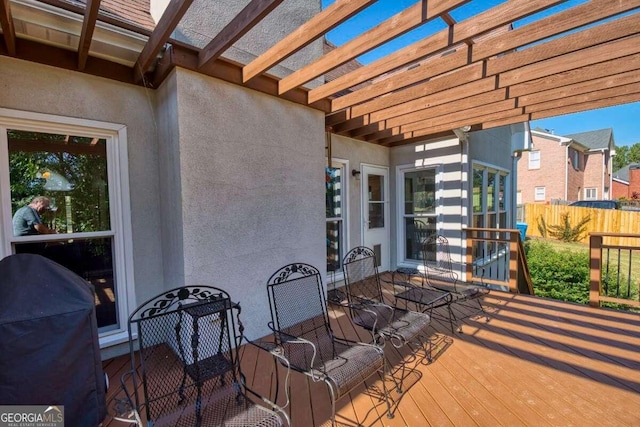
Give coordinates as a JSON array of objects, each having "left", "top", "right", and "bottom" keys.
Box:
[{"left": 1, "top": 0, "right": 638, "bottom": 146}]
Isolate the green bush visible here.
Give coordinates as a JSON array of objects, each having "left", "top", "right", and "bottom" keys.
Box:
[
  {"left": 526, "top": 240, "right": 591, "bottom": 303},
  {"left": 525, "top": 240, "right": 633, "bottom": 307}
]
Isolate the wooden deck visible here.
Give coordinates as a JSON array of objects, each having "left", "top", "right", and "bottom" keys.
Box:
[{"left": 102, "top": 284, "right": 640, "bottom": 426}]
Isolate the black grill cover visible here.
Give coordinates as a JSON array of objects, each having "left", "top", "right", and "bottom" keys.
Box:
[{"left": 0, "top": 254, "right": 106, "bottom": 426}]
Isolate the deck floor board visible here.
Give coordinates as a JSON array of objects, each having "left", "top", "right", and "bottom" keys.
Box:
[{"left": 102, "top": 281, "right": 640, "bottom": 426}]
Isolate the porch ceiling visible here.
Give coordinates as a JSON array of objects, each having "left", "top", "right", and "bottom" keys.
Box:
[{"left": 1, "top": 0, "right": 639, "bottom": 146}]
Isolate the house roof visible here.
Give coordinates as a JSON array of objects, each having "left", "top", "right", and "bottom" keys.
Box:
[
  {"left": 98, "top": 0, "right": 155, "bottom": 31},
  {"left": 613, "top": 162, "right": 640, "bottom": 181},
  {"left": 565, "top": 128, "right": 614, "bottom": 151},
  {"left": 1, "top": 1, "right": 639, "bottom": 146}
]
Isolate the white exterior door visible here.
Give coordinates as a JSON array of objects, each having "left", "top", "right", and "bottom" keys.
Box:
[{"left": 362, "top": 164, "right": 390, "bottom": 272}]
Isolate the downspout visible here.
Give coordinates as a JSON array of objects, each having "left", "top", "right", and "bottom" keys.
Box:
[{"left": 565, "top": 141, "right": 572, "bottom": 201}]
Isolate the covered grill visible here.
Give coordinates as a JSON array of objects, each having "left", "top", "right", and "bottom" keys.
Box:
[{"left": 0, "top": 253, "right": 106, "bottom": 426}]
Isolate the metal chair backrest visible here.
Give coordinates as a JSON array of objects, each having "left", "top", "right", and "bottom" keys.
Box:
[
  {"left": 343, "top": 246, "right": 384, "bottom": 305},
  {"left": 128, "top": 286, "right": 240, "bottom": 425},
  {"left": 266, "top": 263, "right": 335, "bottom": 371},
  {"left": 422, "top": 234, "right": 458, "bottom": 283}
]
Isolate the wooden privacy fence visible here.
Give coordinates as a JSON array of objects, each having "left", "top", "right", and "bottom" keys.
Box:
[{"left": 523, "top": 203, "right": 640, "bottom": 246}]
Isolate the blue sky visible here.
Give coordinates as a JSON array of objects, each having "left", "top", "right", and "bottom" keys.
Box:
[{"left": 320, "top": 0, "right": 639, "bottom": 146}]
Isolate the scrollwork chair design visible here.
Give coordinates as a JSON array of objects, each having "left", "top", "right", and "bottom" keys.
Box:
[{"left": 119, "top": 286, "right": 289, "bottom": 427}]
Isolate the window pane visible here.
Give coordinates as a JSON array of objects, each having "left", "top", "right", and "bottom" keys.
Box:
[
  {"left": 404, "top": 170, "right": 436, "bottom": 215},
  {"left": 499, "top": 174, "right": 506, "bottom": 211},
  {"left": 405, "top": 217, "right": 436, "bottom": 261},
  {"left": 8, "top": 129, "right": 110, "bottom": 235},
  {"left": 14, "top": 237, "right": 118, "bottom": 331},
  {"left": 473, "top": 168, "right": 484, "bottom": 213},
  {"left": 325, "top": 166, "right": 342, "bottom": 218},
  {"left": 326, "top": 220, "right": 342, "bottom": 272},
  {"left": 487, "top": 172, "right": 496, "bottom": 212},
  {"left": 368, "top": 174, "right": 384, "bottom": 228}
]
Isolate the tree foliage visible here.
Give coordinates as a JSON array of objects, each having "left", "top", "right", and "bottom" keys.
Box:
[
  {"left": 8, "top": 130, "right": 110, "bottom": 233},
  {"left": 613, "top": 142, "right": 640, "bottom": 171}
]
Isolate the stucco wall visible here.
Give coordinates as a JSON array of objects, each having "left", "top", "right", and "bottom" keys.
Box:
[
  {"left": 0, "top": 56, "right": 164, "bottom": 300},
  {"left": 158, "top": 0, "right": 323, "bottom": 84},
  {"left": 172, "top": 68, "right": 326, "bottom": 340}
]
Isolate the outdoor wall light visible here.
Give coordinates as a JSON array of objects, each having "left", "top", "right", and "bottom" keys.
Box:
[{"left": 352, "top": 169, "right": 361, "bottom": 178}]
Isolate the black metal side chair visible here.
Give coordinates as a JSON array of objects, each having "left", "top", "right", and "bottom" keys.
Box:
[
  {"left": 117, "top": 286, "right": 290, "bottom": 427},
  {"left": 266, "top": 263, "right": 393, "bottom": 425},
  {"left": 422, "top": 234, "right": 490, "bottom": 326},
  {"left": 342, "top": 246, "right": 432, "bottom": 360}
]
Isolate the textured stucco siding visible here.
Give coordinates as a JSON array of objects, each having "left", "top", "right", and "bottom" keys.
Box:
[{"left": 172, "top": 68, "right": 326, "bottom": 340}]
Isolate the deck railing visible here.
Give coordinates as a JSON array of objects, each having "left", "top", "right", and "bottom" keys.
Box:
[
  {"left": 589, "top": 233, "right": 640, "bottom": 309},
  {"left": 463, "top": 227, "right": 533, "bottom": 295}
]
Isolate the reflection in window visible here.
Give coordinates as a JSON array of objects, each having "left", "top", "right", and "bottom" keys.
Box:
[
  {"left": 326, "top": 166, "right": 344, "bottom": 273},
  {"left": 9, "top": 129, "right": 110, "bottom": 234},
  {"left": 7, "top": 129, "right": 116, "bottom": 332},
  {"left": 368, "top": 174, "right": 384, "bottom": 229},
  {"left": 403, "top": 169, "right": 436, "bottom": 261}
]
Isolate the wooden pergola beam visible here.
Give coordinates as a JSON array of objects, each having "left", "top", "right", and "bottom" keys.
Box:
[
  {"left": 530, "top": 91, "right": 640, "bottom": 120},
  {"left": 278, "top": 0, "right": 470, "bottom": 95},
  {"left": 0, "top": 0, "right": 16, "bottom": 56},
  {"left": 524, "top": 83, "right": 640, "bottom": 114},
  {"left": 310, "top": 0, "right": 566, "bottom": 104},
  {"left": 77, "top": 0, "right": 101, "bottom": 71},
  {"left": 198, "top": 0, "right": 284, "bottom": 69},
  {"left": 133, "top": 0, "right": 194, "bottom": 83},
  {"left": 242, "top": 0, "right": 377, "bottom": 82}
]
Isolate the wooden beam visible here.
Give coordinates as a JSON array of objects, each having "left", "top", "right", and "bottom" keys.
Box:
[
  {"left": 309, "top": 0, "right": 566, "bottom": 103},
  {"left": 518, "top": 68, "right": 640, "bottom": 106},
  {"left": 278, "top": 0, "right": 470, "bottom": 95},
  {"left": 498, "top": 35, "right": 640, "bottom": 87},
  {"left": 152, "top": 43, "right": 331, "bottom": 112},
  {"left": 331, "top": 46, "right": 470, "bottom": 111},
  {"left": 488, "top": 12, "right": 640, "bottom": 77},
  {"left": 2, "top": 38, "right": 137, "bottom": 84},
  {"left": 472, "top": 0, "right": 640, "bottom": 62},
  {"left": 133, "top": 0, "right": 194, "bottom": 83},
  {"left": 481, "top": 114, "right": 531, "bottom": 130},
  {"left": 77, "top": 0, "right": 102, "bottom": 71},
  {"left": 0, "top": 0, "right": 16, "bottom": 56},
  {"left": 198, "top": 0, "right": 284, "bottom": 69},
  {"left": 509, "top": 53, "right": 640, "bottom": 98},
  {"left": 530, "top": 91, "right": 640, "bottom": 120},
  {"left": 524, "top": 83, "right": 640, "bottom": 113},
  {"left": 242, "top": 0, "right": 377, "bottom": 82}
]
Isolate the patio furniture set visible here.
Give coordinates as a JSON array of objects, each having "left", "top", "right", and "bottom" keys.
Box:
[{"left": 114, "top": 233, "right": 489, "bottom": 426}]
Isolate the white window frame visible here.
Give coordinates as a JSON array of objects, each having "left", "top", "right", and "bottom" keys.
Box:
[
  {"left": 529, "top": 150, "right": 540, "bottom": 169},
  {"left": 0, "top": 108, "right": 135, "bottom": 348},
  {"left": 534, "top": 186, "right": 546, "bottom": 201},
  {"left": 396, "top": 162, "right": 443, "bottom": 266},
  {"left": 585, "top": 187, "right": 597, "bottom": 200},
  {"left": 471, "top": 162, "right": 510, "bottom": 229},
  {"left": 325, "top": 158, "right": 349, "bottom": 281}
]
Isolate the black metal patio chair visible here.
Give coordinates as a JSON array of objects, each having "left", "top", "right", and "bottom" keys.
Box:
[
  {"left": 266, "top": 263, "right": 393, "bottom": 425},
  {"left": 422, "top": 234, "right": 490, "bottom": 328},
  {"left": 116, "top": 286, "right": 290, "bottom": 427},
  {"left": 342, "top": 246, "right": 432, "bottom": 362}
]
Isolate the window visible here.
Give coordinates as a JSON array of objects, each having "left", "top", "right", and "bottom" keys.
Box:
[
  {"left": 529, "top": 151, "right": 540, "bottom": 169},
  {"left": 326, "top": 161, "right": 346, "bottom": 274},
  {"left": 572, "top": 150, "right": 580, "bottom": 170},
  {"left": 0, "top": 109, "right": 134, "bottom": 345},
  {"left": 402, "top": 168, "right": 437, "bottom": 261},
  {"left": 472, "top": 165, "right": 509, "bottom": 230},
  {"left": 534, "top": 186, "right": 546, "bottom": 201},
  {"left": 585, "top": 188, "right": 597, "bottom": 200}
]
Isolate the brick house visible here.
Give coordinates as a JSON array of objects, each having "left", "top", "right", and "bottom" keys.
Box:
[
  {"left": 518, "top": 128, "right": 615, "bottom": 204},
  {"left": 612, "top": 163, "right": 640, "bottom": 199}
]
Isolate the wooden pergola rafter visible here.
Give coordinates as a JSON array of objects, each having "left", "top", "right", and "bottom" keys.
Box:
[{"left": 0, "top": 0, "right": 639, "bottom": 145}]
